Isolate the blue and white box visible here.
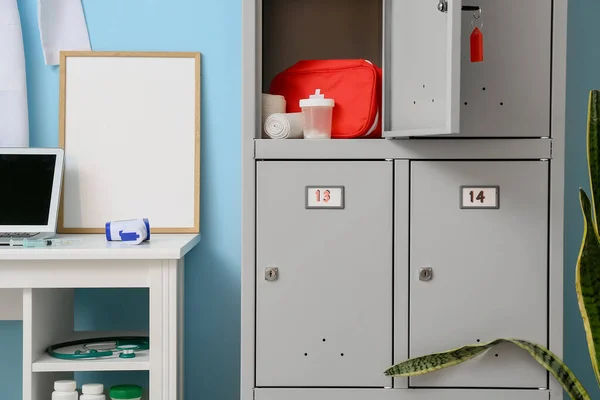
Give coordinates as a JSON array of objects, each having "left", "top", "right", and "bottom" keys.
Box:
[{"left": 105, "top": 218, "right": 150, "bottom": 245}]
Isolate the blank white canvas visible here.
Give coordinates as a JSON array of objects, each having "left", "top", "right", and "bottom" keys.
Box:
[{"left": 62, "top": 56, "right": 197, "bottom": 230}]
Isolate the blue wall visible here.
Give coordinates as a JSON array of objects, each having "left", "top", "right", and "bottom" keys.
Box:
[
  {"left": 0, "top": 321, "right": 23, "bottom": 399},
  {"left": 3, "top": 0, "right": 242, "bottom": 398},
  {"left": 564, "top": 0, "right": 600, "bottom": 397},
  {"left": 3, "top": 0, "right": 600, "bottom": 398}
]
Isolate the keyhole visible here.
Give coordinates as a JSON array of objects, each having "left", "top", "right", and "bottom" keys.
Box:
[{"left": 269, "top": 271, "right": 275, "bottom": 278}]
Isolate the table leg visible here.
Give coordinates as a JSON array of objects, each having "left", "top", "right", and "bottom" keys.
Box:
[
  {"left": 167, "top": 259, "right": 184, "bottom": 399},
  {"left": 150, "top": 259, "right": 183, "bottom": 400},
  {"left": 149, "top": 264, "right": 165, "bottom": 399}
]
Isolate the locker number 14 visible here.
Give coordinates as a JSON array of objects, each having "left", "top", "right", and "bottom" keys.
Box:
[{"left": 460, "top": 186, "right": 499, "bottom": 209}]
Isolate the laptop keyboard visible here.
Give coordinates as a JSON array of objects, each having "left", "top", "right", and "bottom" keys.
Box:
[{"left": 0, "top": 232, "right": 39, "bottom": 238}]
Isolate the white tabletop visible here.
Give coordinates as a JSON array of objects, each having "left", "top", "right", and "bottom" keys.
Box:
[{"left": 0, "top": 234, "right": 201, "bottom": 261}]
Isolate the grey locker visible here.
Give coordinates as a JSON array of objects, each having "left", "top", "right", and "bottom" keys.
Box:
[
  {"left": 459, "top": 0, "right": 552, "bottom": 137},
  {"left": 408, "top": 161, "right": 549, "bottom": 388},
  {"left": 256, "top": 161, "right": 393, "bottom": 388},
  {"left": 255, "top": 388, "right": 550, "bottom": 400}
]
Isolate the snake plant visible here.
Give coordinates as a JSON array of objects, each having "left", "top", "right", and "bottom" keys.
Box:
[{"left": 385, "top": 90, "right": 600, "bottom": 400}]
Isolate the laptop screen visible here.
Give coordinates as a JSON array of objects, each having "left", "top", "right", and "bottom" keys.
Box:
[{"left": 0, "top": 154, "right": 57, "bottom": 226}]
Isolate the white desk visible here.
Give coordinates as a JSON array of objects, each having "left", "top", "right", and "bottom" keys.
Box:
[{"left": 0, "top": 234, "right": 201, "bottom": 400}]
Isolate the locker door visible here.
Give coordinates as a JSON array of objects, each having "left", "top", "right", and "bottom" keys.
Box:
[
  {"left": 408, "top": 161, "right": 548, "bottom": 388},
  {"left": 459, "top": 0, "right": 552, "bottom": 137},
  {"left": 384, "top": 0, "right": 462, "bottom": 137},
  {"left": 256, "top": 161, "right": 393, "bottom": 388}
]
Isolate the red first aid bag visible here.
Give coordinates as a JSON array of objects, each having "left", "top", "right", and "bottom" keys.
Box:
[{"left": 269, "top": 59, "right": 382, "bottom": 139}]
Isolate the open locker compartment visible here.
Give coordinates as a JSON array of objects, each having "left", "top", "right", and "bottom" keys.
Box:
[
  {"left": 259, "top": 0, "right": 553, "bottom": 140},
  {"left": 260, "top": 0, "right": 460, "bottom": 138}
]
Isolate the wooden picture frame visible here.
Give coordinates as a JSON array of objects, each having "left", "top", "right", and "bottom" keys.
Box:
[{"left": 58, "top": 51, "right": 201, "bottom": 234}]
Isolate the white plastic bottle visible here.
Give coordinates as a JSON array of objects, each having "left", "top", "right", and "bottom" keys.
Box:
[
  {"left": 52, "top": 380, "right": 79, "bottom": 400},
  {"left": 81, "top": 383, "right": 106, "bottom": 400}
]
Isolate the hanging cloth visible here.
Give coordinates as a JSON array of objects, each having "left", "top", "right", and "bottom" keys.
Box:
[
  {"left": 0, "top": 0, "right": 28, "bottom": 147},
  {"left": 38, "top": 0, "right": 91, "bottom": 66},
  {"left": 0, "top": 0, "right": 91, "bottom": 147}
]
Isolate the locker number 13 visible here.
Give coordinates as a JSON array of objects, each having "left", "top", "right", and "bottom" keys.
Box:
[{"left": 460, "top": 186, "right": 500, "bottom": 209}]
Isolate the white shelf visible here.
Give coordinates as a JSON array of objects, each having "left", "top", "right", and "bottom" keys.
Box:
[
  {"left": 0, "top": 233, "right": 200, "bottom": 261},
  {"left": 253, "top": 138, "right": 552, "bottom": 160},
  {"left": 32, "top": 331, "right": 150, "bottom": 372},
  {"left": 33, "top": 352, "right": 150, "bottom": 372}
]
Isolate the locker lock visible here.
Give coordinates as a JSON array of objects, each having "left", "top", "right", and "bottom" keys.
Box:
[
  {"left": 437, "top": 0, "right": 447, "bottom": 12},
  {"left": 419, "top": 267, "right": 433, "bottom": 281},
  {"left": 265, "top": 267, "right": 279, "bottom": 281}
]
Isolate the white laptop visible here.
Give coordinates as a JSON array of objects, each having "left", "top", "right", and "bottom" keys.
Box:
[{"left": 0, "top": 148, "right": 64, "bottom": 243}]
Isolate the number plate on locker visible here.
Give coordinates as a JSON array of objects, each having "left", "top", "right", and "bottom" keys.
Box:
[
  {"left": 305, "top": 186, "right": 345, "bottom": 209},
  {"left": 460, "top": 186, "right": 499, "bottom": 209}
]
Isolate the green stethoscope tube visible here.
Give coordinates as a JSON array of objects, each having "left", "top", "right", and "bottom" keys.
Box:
[{"left": 47, "top": 336, "right": 149, "bottom": 360}]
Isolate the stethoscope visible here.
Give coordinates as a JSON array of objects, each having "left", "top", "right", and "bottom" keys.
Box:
[{"left": 47, "top": 336, "right": 149, "bottom": 360}]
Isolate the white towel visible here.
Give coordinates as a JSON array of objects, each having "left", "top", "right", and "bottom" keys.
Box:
[
  {"left": 38, "top": 0, "right": 92, "bottom": 66},
  {"left": 262, "top": 94, "right": 286, "bottom": 138},
  {"left": 0, "top": 0, "right": 28, "bottom": 147},
  {"left": 264, "top": 113, "right": 304, "bottom": 139}
]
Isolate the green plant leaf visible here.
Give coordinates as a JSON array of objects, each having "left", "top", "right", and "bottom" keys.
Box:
[
  {"left": 385, "top": 338, "right": 590, "bottom": 400},
  {"left": 587, "top": 90, "right": 600, "bottom": 230},
  {"left": 577, "top": 188, "right": 600, "bottom": 388}
]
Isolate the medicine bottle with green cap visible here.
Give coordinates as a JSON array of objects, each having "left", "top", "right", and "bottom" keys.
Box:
[
  {"left": 52, "top": 380, "right": 79, "bottom": 400},
  {"left": 109, "top": 384, "right": 143, "bottom": 400},
  {"left": 81, "top": 383, "right": 106, "bottom": 400}
]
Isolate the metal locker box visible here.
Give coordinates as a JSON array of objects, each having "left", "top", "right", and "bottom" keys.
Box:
[
  {"left": 256, "top": 161, "right": 393, "bottom": 388},
  {"left": 459, "top": 0, "right": 552, "bottom": 137},
  {"left": 408, "top": 161, "right": 548, "bottom": 388}
]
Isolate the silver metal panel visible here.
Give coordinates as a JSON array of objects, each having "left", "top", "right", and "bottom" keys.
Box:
[
  {"left": 393, "top": 161, "right": 409, "bottom": 389},
  {"left": 256, "top": 388, "right": 550, "bottom": 400},
  {"left": 256, "top": 161, "right": 393, "bottom": 387},
  {"left": 409, "top": 161, "right": 549, "bottom": 388},
  {"left": 384, "top": 0, "right": 461, "bottom": 136},
  {"left": 254, "top": 138, "right": 552, "bottom": 160},
  {"left": 458, "top": 0, "right": 552, "bottom": 137},
  {"left": 548, "top": 0, "right": 568, "bottom": 398},
  {"left": 241, "top": 0, "right": 260, "bottom": 398}
]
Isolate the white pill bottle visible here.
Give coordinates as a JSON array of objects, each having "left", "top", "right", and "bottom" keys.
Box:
[
  {"left": 52, "top": 380, "right": 78, "bottom": 400},
  {"left": 81, "top": 383, "right": 106, "bottom": 400}
]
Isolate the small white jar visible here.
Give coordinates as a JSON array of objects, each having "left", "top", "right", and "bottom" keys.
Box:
[
  {"left": 81, "top": 383, "right": 106, "bottom": 400},
  {"left": 52, "top": 380, "right": 78, "bottom": 400},
  {"left": 299, "top": 89, "right": 335, "bottom": 139}
]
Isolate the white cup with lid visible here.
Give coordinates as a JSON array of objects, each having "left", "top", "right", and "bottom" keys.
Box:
[{"left": 299, "top": 89, "right": 335, "bottom": 139}]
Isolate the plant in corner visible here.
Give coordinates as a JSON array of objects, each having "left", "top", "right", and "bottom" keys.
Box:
[{"left": 384, "top": 90, "right": 600, "bottom": 400}]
